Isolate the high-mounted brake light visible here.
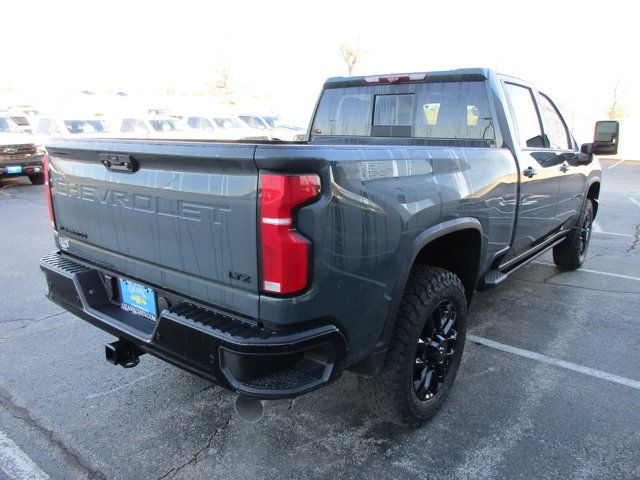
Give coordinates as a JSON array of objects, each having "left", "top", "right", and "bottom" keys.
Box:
[
  {"left": 259, "top": 173, "right": 321, "bottom": 295},
  {"left": 364, "top": 73, "right": 428, "bottom": 84},
  {"left": 43, "top": 153, "right": 56, "bottom": 229}
]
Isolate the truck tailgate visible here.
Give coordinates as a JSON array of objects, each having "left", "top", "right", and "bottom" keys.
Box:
[{"left": 46, "top": 139, "right": 260, "bottom": 318}]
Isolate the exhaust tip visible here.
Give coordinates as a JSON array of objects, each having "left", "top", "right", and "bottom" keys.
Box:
[{"left": 234, "top": 395, "right": 266, "bottom": 423}]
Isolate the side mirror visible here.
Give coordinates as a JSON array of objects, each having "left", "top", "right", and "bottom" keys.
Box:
[
  {"left": 592, "top": 120, "right": 619, "bottom": 155},
  {"left": 577, "top": 143, "right": 593, "bottom": 164}
]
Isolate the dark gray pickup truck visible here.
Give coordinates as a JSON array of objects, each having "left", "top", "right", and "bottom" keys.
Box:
[{"left": 40, "top": 68, "right": 619, "bottom": 424}]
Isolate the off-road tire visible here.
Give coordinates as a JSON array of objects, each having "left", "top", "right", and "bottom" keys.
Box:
[
  {"left": 29, "top": 174, "right": 45, "bottom": 185},
  {"left": 358, "top": 266, "right": 467, "bottom": 425},
  {"left": 552, "top": 200, "right": 594, "bottom": 270}
]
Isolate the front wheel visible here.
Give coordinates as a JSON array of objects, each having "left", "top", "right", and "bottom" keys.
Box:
[
  {"left": 358, "top": 266, "right": 467, "bottom": 425},
  {"left": 552, "top": 201, "right": 593, "bottom": 270}
]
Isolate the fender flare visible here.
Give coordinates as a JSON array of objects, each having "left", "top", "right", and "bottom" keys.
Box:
[{"left": 375, "top": 217, "right": 485, "bottom": 354}]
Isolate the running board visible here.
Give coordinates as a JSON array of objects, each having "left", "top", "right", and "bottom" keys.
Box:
[
  {"left": 478, "top": 237, "right": 565, "bottom": 291},
  {"left": 480, "top": 270, "right": 508, "bottom": 289}
]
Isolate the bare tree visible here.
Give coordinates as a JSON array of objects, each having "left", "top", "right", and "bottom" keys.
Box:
[
  {"left": 205, "top": 65, "right": 234, "bottom": 103},
  {"left": 606, "top": 79, "right": 628, "bottom": 120},
  {"left": 340, "top": 44, "right": 362, "bottom": 76}
]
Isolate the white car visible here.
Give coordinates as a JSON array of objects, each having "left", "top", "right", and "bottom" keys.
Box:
[
  {"left": 238, "top": 114, "right": 306, "bottom": 141},
  {"left": 35, "top": 117, "right": 113, "bottom": 140},
  {"left": 118, "top": 116, "right": 213, "bottom": 140},
  {"left": 185, "top": 115, "right": 268, "bottom": 140}
]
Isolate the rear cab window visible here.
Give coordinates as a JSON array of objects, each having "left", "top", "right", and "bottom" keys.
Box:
[{"left": 310, "top": 79, "right": 496, "bottom": 146}]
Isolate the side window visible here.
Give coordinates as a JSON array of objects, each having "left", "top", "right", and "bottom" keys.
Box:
[
  {"left": 505, "top": 83, "right": 544, "bottom": 148},
  {"left": 200, "top": 118, "right": 213, "bottom": 130},
  {"left": 251, "top": 117, "right": 266, "bottom": 129},
  {"left": 121, "top": 119, "right": 134, "bottom": 132},
  {"left": 538, "top": 93, "right": 570, "bottom": 150},
  {"left": 135, "top": 120, "right": 149, "bottom": 133},
  {"left": 186, "top": 117, "right": 199, "bottom": 128}
]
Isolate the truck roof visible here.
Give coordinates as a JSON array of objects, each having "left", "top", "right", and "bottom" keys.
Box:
[{"left": 323, "top": 67, "right": 494, "bottom": 88}]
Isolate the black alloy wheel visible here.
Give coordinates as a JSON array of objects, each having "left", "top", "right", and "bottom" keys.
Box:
[{"left": 414, "top": 300, "right": 458, "bottom": 401}]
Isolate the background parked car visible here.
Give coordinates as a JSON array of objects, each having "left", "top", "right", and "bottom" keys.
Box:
[
  {"left": 185, "top": 115, "right": 268, "bottom": 140},
  {"left": 119, "top": 115, "right": 212, "bottom": 139},
  {"left": 35, "top": 116, "right": 113, "bottom": 140},
  {"left": 238, "top": 114, "right": 306, "bottom": 141},
  {"left": 3, "top": 111, "right": 34, "bottom": 134},
  {"left": 0, "top": 115, "right": 45, "bottom": 184}
]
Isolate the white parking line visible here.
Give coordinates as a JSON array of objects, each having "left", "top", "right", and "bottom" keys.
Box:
[
  {"left": 630, "top": 198, "right": 640, "bottom": 209},
  {"left": 607, "top": 159, "right": 625, "bottom": 170},
  {"left": 533, "top": 261, "right": 640, "bottom": 282},
  {"left": 468, "top": 335, "right": 640, "bottom": 391},
  {"left": 591, "top": 221, "right": 634, "bottom": 238},
  {"left": 0, "top": 430, "right": 49, "bottom": 480},
  {"left": 593, "top": 230, "right": 635, "bottom": 238}
]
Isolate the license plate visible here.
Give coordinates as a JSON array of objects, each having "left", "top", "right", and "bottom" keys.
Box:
[
  {"left": 5, "top": 166, "right": 22, "bottom": 174},
  {"left": 119, "top": 278, "right": 157, "bottom": 321}
]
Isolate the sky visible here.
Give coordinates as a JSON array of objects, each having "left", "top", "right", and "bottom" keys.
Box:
[{"left": 2, "top": 0, "right": 638, "bottom": 149}]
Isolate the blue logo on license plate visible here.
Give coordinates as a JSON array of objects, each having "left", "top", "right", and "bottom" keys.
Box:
[{"left": 119, "top": 278, "right": 157, "bottom": 321}]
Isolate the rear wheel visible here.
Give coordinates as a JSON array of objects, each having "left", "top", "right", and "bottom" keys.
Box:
[
  {"left": 358, "top": 266, "right": 467, "bottom": 425},
  {"left": 29, "top": 174, "right": 45, "bottom": 185},
  {"left": 552, "top": 201, "right": 593, "bottom": 270}
]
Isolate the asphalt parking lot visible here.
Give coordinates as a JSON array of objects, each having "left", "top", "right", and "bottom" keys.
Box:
[{"left": 1, "top": 157, "right": 639, "bottom": 480}]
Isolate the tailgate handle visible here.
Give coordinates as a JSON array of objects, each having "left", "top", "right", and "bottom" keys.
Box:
[{"left": 99, "top": 153, "right": 137, "bottom": 173}]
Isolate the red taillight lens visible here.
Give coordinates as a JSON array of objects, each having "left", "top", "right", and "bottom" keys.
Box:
[
  {"left": 364, "top": 72, "right": 427, "bottom": 84},
  {"left": 259, "top": 173, "right": 321, "bottom": 295},
  {"left": 43, "top": 153, "right": 55, "bottom": 228}
]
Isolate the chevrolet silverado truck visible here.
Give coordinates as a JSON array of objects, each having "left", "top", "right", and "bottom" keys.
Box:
[
  {"left": 39, "top": 69, "right": 618, "bottom": 424},
  {"left": 0, "top": 115, "right": 46, "bottom": 184}
]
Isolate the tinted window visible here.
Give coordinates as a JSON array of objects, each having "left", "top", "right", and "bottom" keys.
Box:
[
  {"left": 121, "top": 119, "right": 135, "bottom": 132},
  {"left": 149, "top": 119, "right": 185, "bottom": 132},
  {"left": 186, "top": 117, "right": 200, "bottom": 128},
  {"left": 311, "top": 87, "right": 373, "bottom": 136},
  {"left": 215, "top": 117, "right": 244, "bottom": 129},
  {"left": 414, "top": 82, "right": 493, "bottom": 141},
  {"left": 505, "top": 83, "right": 544, "bottom": 148},
  {"left": 10, "top": 116, "right": 29, "bottom": 126},
  {"left": 63, "top": 120, "right": 108, "bottom": 134},
  {"left": 0, "top": 117, "right": 22, "bottom": 133},
  {"left": 538, "top": 93, "right": 570, "bottom": 150},
  {"left": 311, "top": 81, "right": 493, "bottom": 143}
]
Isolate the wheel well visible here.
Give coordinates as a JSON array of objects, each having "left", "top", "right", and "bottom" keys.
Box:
[
  {"left": 413, "top": 229, "right": 481, "bottom": 302},
  {"left": 587, "top": 182, "right": 600, "bottom": 217}
]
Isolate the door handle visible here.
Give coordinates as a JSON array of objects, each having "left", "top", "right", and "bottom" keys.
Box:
[
  {"left": 559, "top": 162, "right": 570, "bottom": 173},
  {"left": 523, "top": 166, "right": 537, "bottom": 178}
]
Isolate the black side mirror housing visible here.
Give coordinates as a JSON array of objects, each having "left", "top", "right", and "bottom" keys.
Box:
[
  {"left": 580, "top": 143, "right": 593, "bottom": 155},
  {"left": 577, "top": 143, "right": 594, "bottom": 164},
  {"left": 591, "top": 120, "right": 619, "bottom": 155}
]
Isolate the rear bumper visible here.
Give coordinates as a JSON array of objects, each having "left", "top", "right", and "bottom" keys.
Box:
[
  {"left": 0, "top": 156, "right": 44, "bottom": 175},
  {"left": 40, "top": 252, "right": 347, "bottom": 399}
]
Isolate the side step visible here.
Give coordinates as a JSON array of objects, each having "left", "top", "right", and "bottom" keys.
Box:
[{"left": 479, "top": 269, "right": 508, "bottom": 290}]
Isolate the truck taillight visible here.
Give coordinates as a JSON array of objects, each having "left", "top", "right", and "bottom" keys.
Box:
[
  {"left": 364, "top": 72, "right": 427, "bottom": 84},
  {"left": 259, "top": 173, "right": 321, "bottom": 295},
  {"left": 43, "top": 153, "right": 55, "bottom": 229}
]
